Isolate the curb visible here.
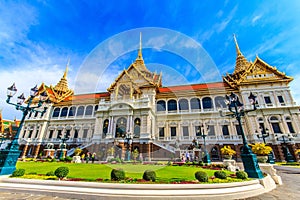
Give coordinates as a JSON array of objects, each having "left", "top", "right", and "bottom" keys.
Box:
[{"left": 0, "top": 175, "right": 276, "bottom": 199}]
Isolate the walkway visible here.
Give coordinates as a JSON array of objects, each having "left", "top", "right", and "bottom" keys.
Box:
[{"left": 0, "top": 165, "right": 299, "bottom": 199}]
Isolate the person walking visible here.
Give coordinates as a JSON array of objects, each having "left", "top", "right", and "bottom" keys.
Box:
[
  {"left": 85, "top": 152, "right": 90, "bottom": 163},
  {"left": 91, "top": 152, "right": 96, "bottom": 163}
]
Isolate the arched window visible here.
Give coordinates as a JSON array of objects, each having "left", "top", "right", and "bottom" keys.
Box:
[
  {"left": 270, "top": 116, "right": 282, "bottom": 133},
  {"left": 285, "top": 117, "right": 295, "bottom": 133},
  {"left": 52, "top": 108, "right": 60, "bottom": 118},
  {"left": 102, "top": 119, "right": 109, "bottom": 138},
  {"left": 202, "top": 97, "right": 213, "bottom": 109},
  {"left": 156, "top": 100, "right": 166, "bottom": 111},
  {"left": 167, "top": 100, "right": 177, "bottom": 111},
  {"left": 60, "top": 107, "right": 68, "bottom": 117},
  {"left": 178, "top": 99, "right": 189, "bottom": 111},
  {"left": 94, "top": 105, "right": 98, "bottom": 115},
  {"left": 215, "top": 96, "right": 226, "bottom": 108},
  {"left": 76, "top": 106, "right": 84, "bottom": 117},
  {"left": 190, "top": 98, "right": 201, "bottom": 110},
  {"left": 68, "top": 106, "right": 76, "bottom": 117},
  {"left": 134, "top": 118, "right": 141, "bottom": 138},
  {"left": 115, "top": 117, "right": 127, "bottom": 138},
  {"left": 85, "top": 105, "right": 93, "bottom": 116}
]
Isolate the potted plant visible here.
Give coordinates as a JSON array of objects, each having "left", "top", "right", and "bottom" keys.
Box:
[
  {"left": 220, "top": 146, "right": 236, "bottom": 160},
  {"left": 250, "top": 143, "right": 272, "bottom": 163}
]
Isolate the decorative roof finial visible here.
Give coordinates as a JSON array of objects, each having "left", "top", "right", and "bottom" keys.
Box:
[
  {"left": 233, "top": 34, "right": 242, "bottom": 56},
  {"left": 63, "top": 58, "right": 70, "bottom": 79},
  {"left": 233, "top": 34, "right": 249, "bottom": 74},
  {"left": 137, "top": 32, "right": 143, "bottom": 60}
]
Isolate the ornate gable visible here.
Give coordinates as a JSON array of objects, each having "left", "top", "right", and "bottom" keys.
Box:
[
  {"left": 223, "top": 36, "right": 293, "bottom": 88},
  {"left": 107, "top": 33, "right": 162, "bottom": 99},
  {"left": 37, "top": 63, "right": 74, "bottom": 103}
]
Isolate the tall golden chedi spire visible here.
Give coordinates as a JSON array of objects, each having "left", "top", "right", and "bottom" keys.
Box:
[
  {"left": 233, "top": 34, "right": 250, "bottom": 74},
  {"left": 38, "top": 59, "right": 74, "bottom": 103},
  {"left": 54, "top": 59, "right": 70, "bottom": 95},
  {"left": 134, "top": 32, "right": 147, "bottom": 71}
]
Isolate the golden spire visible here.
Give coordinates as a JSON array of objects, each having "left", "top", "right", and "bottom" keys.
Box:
[
  {"left": 233, "top": 34, "right": 249, "bottom": 74},
  {"left": 134, "top": 32, "right": 146, "bottom": 68},
  {"left": 137, "top": 32, "right": 143, "bottom": 60},
  {"left": 233, "top": 34, "right": 242, "bottom": 56},
  {"left": 63, "top": 58, "right": 70, "bottom": 79},
  {"left": 54, "top": 59, "right": 71, "bottom": 94}
]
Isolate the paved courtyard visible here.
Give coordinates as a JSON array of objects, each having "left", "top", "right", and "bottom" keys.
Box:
[{"left": 0, "top": 165, "right": 299, "bottom": 200}]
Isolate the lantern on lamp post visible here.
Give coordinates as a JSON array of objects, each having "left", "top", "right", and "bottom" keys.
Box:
[
  {"left": 220, "top": 92, "right": 263, "bottom": 179},
  {"left": 0, "top": 83, "right": 47, "bottom": 175}
]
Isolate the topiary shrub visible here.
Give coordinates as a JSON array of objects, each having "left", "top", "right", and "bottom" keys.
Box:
[
  {"left": 236, "top": 171, "right": 248, "bottom": 180},
  {"left": 46, "top": 171, "right": 55, "bottom": 176},
  {"left": 54, "top": 166, "right": 69, "bottom": 179},
  {"left": 214, "top": 170, "right": 227, "bottom": 179},
  {"left": 65, "top": 156, "right": 73, "bottom": 162},
  {"left": 11, "top": 169, "right": 25, "bottom": 177},
  {"left": 111, "top": 168, "right": 125, "bottom": 181},
  {"left": 194, "top": 171, "right": 208, "bottom": 182},
  {"left": 143, "top": 170, "right": 156, "bottom": 182}
]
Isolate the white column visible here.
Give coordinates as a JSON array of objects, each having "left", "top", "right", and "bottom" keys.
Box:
[{"left": 129, "top": 115, "right": 133, "bottom": 134}]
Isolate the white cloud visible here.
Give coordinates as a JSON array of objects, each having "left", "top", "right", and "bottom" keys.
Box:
[
  {"left": 215, "top": 5, "right": 238, "bottom": 33},
  {"left": 252, "top": 15, "right": 262, "bottom": 24}
]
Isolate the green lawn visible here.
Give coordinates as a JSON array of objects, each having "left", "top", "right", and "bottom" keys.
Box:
[{"left": 16, "top": 162, "right": 232, "bottom": 181}]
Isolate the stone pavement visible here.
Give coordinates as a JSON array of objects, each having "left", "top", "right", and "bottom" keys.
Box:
[
  {"left": 244, "top": 165, "right": 300, "bottom": 200},
  {"left": 0, "top": 165, "right": 299, "bottom": 200}
]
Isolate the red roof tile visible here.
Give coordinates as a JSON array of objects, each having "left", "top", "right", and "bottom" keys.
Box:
[{"left": 158, "top": 82, "right": 227, "bottom": 93}]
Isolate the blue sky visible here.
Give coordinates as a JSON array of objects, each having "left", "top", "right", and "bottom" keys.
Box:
[{"left": 1, "top": 0, "right": 300, "bottom": 119}]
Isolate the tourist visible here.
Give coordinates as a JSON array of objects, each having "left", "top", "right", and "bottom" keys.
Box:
[{"left": 91, "top": 152, "right": 96, "bottom": 163}]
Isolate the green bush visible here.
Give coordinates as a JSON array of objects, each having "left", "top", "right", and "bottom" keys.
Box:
[
  {"left": 109, "top": 158, "right": 122, "bottom": 163},
  {"left": 65, "top": 156, "right": 73, "bottom": 162},
  {"left": 214, "top": 171, "right": 227, "bottom": 179},
  {"left": 111, "top": 168, "right": 125, "bottom": 181},
  {"left": 46, "top": 171, "right": 55, "bottom": 176},
  {"left": 236, "top": 171, "right": 248, "bottom": 179},
  {"left": 11, "top": 169, "right": 25, "bottom": 177},
  {"left": 143, "top": 170, "right": 156, "bottom": 182},
  {"left": 54, "top": 166, "right": 69, "bottom": 179},
  {"left": 194, "top": 171, "right": 208, "bottom": 182}
]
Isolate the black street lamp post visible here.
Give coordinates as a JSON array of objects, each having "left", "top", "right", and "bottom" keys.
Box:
[
  {"left": 58, "top": 132, "right": 70, "bottom": 160},
  {"left": 0, "top": 83, "right": 47, "bottom": 175},
  {"left": 194, "top": 124, "right": 211, "bottom": 164},
  {"left": 275, "top": 133, "right": 295, "bottom": 162},
  {"left": 124, "top": 133, "right": 132, "bottom": 161},
  {"left": 256, "top": 126, "right": 275, "bottom": 164},
  {"left": 221, "top": 92, "right": 263, "bottom": 179}
]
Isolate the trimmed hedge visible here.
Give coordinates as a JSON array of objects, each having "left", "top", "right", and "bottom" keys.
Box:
[
  {"left": 54, "top": 166, "right": 69, "bottom": 179},
  {"left": 111, "top": 168, "right": 125, "bottom": 181},
  {"left": 214, "top": 171, "right": 227, "bottom": 179},
  {"left": 11, "top": 169, "right": 25, "bottom": 177},
  {"left": 143, "top": 170, "right": 156, "bottom": 182},
  {"left": 46, "top": 171, "right": 55, "bottom": 176},
  {"left": 236, "top": 171, "right": 248, "bottom": 179},
  {"left": 195, "top": 171, "right": 208, "bottom": 182}
]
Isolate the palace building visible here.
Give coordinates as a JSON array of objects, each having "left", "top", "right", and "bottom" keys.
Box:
[{"left": 18, "top": 36, "right": 300, "bottom": 162}]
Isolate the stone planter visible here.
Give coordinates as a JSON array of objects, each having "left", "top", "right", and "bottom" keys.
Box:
[
  {"left": 257, "top": 155, "right": 268, "bottom": 163},
  {"left": 223, "top": 155, "right": 232, "bottom": 160}
]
